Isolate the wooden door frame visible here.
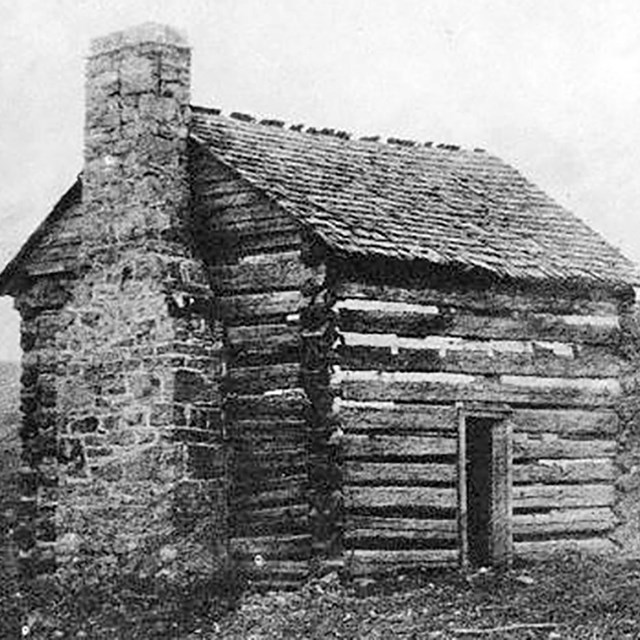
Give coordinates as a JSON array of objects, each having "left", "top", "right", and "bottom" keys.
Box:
[{"left": 457, "top": 402, "right": 513, "bottom": 571}]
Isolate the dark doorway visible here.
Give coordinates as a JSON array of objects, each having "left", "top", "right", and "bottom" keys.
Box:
[{"left": 465, "top": 417, "right": 494, "bottom": 568}]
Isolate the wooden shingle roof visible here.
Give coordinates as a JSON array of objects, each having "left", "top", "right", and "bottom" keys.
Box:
[{"left": 191, "top": 107, "right": 639, "bottom": 286}]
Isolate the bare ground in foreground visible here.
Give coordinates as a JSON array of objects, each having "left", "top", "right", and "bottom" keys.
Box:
[
  {"left": 3, "top": 553, "right": 640, "bottom": 638},
  {"left": 206, "top": 554, "right": 640, "bottom": 640}
]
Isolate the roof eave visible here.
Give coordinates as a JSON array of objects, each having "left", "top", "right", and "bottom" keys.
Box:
[{"left": 0, "top": 177, "right": 82, "bottom": 296}]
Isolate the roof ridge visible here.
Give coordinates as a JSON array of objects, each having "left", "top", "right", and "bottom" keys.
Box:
[{"left": 189, "top": 103, "right": 483, "bottom": 154}]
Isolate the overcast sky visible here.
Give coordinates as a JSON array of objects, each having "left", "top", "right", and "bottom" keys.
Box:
[{"left": 1, "top": 0, "right": 640, "bottom": 361}]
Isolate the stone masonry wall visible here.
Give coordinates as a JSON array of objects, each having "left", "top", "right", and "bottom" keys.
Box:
[{"left": 13, "top": 25, "right": 228, "bottom": 587}]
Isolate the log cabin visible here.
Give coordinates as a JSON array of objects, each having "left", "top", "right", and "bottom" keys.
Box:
[{"left": 1, "top": 23, "right": 639, "bottom": 589}]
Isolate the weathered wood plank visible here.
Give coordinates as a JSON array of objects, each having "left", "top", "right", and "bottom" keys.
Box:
[
  {"left": 512, "top": 435, "right": 616, "bottom": 460},
  {"left": 343, "top": 434, "right": 457, "bottom": 459},
  {"left": 338, "top": 370, "right": 620, "bottom": 407},
  {"left": 490, "top": 421, "right": 513, "bottom": 567},
  {"left": 225, "top": 389, "right": 310, "bottom": 419},
  {"left": 510, "top": 409, "right": 618, "bottom": 437},
  {"left": 345, "top": 486, "right": 457, "bottom": 509},
  {"left": 218, "top": 290, "right": 303, "bottom": 323},
  {"left": 226, "top": 363, "right": 301, "bottom": 394},
  {"left": 337, "top": 306, "right": 619, "bottom": 344},
  {"left": 514, "top": 537, "right": 615, "bottom": 560},
  {"left": 210, "top": 251, "right": 322, "bottom": 294},
  {"left": 230, "top": 535, "right": 311, "bottom": 559},
  {"left": 228, "top": 323, "right": 298, "bottom": 345},
  {"left": 513, "top": 459, "right": 615, "bottom": 484},
  {"left": 347, "top": 549, "right": 458, "bottom": 574},
  {"left": 232, "top": 504, "right": 308, "bottom": 533},
  {"left": 211, "top": 213, "right": 298, "bottom": 237},
  {"left": 206, "top": 188, "right": 265, "bottom": 209},
  {"left": 512, "top": 483, "right": 614, "bottom": 509},
  {"left": 339, "top": 403, "right": 456, "bottom": 433},
  {"left": 338, "top": 343, "right": 621, "bottom": 379},
  {"left": 233, "top": 448, "right": 307, "bottom": 470},
  {"left": 227, "top": 324, "right": 300, "bottom": 366},
  {"left": 210, "top": 202, "right": 297, "bottom": 230},
  {"left": 233, "top": 464, "right": 307, "bottom": 488},
  {"left": 233, "top": 473, "right": 308, "bottom": 493},
  {"left": 233, "top": 484, "right": 307, "bottom": 508},
  {"left": 513, "top": 508, "right": 616, "bottom": 536},
  {"left": 334, "top": 280, "right": 620, "bottom": 316},
  {"left": 344, "top": 461, "right": 456, "bottom": 484},
  {"left": 457, "top": 405, "right": 469, "bottom": 572},
  {"left": 229, "top": 418, "right": 308, "bottom": 432},
  {"left": 236, "top": 559, "right": 310, "bottom": 580},
  {"left": 237, "top": 231, "right": 302, "bottom": 255},
  {"left": 345, "top": 517, "right": 457, "bottom": 541}
]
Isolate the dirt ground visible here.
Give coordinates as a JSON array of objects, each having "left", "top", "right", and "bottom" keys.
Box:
[{"left": 3, "top": 552, "right": 640, "bottom": 638}]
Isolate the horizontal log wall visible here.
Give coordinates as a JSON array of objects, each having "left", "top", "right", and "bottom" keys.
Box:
[
  {"left": 192, "top": 150, "right": 304, "bottom": 588},
  {"left": 332, "top": 275, "right": 625, "bottom": 573},
  {"left": 192, "top": 149, "right": 334, "bottom": 587}
]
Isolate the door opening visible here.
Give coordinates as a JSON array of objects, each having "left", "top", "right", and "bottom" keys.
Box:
[
  {"left": 457, "top": 406, "right": 513, "bottom": 570},
  {"left": 466, "top": 417, "right": 493, "bottom": 568}
]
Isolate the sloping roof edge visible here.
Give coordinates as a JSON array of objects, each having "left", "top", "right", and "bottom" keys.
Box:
[
  {"left": 189, "top": 113, "right": 640, "bottom": 289},
  {"left": 0, "top": 177, "right": 82, "bottom": 296}
]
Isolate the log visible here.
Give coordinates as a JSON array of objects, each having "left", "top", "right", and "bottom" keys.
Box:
[
  {"left": 344, "top": 461, "right": 456, "bottom": 485},
  {"left": 233, "top": 460, "right": 307, "bottom": 484},
  {"left": 210, "top": 251, "right": 322, "bottom": 293},
  {"left": 513, "top": 459, "right": 615, "bottom": 484},
  {"left": 194, "top": 176, "right": 249, "bottom": 196},
  {"left": 230, "top": 534, "right": 311, "bottom": 559},
  {"left": 337, "top": 342, "right": 622, "bottom": 379},
  {"left": 334, "top": 280, "right": 620, "bottom": 316},
  {"left": 512, "top": 435, "right": 616, "bottom": 460},
  {"left": 514, "top": 537, "right": 615, "bottom": 560},
  {"left": 232, "top": 504, "right": 309, "bottom": 534},
  {"left": 227, "top": 324, "right": 300, "bottom": 366},
  {"left": 206, "top": 188, "right": 263, "bottom": 209},
  {"left": 209, "top": 205, "right": 298, "bottom": 235},
  {"left": 347, "top": 549, "right": 458, "bottom": 574},
  {"left": 232, "top": 484, "right": 307, "bottom": 508},
  {"left": 229, "top": 417, "right": 308, "bottom": 432},
  {"left": 232, "top": 447, "right": 307, "bottom": 470},
  {"left": 228, "top": 323, "right": 299, "bottom": 345},
  {"left": 338, "top": 370, "right": 620, "bottom": 407},
  {"left": 211, "top": 212, "right": 298, "bottom": 237},
  {"left": 339, "top": 403, "right": 457, "bottom": 433},
  {"left": 513, "top": 507, "right": 616, "bottom": 536},
  {"left": 337, "top": 305, "right": 619, "bottom": 343},
  {"left": 225, "top": 389, "right": 310, "bottom": 418},
  {"left": 236, "top": 559, "right": 310, "bottom": 581},
  {"left": 238, "top": 230, "right": 302, "bottom": 255},
  {"left": 218, "top": 290, "right": 303, "bottom": 323},
  {"left": 233, "top": 473, "right": 308, "bottom": 493},
  {"left": 345, "top": 486, "right": 457, "bottom": 509},
  {"left": 510, "top": 408, "right": 618, "bottom": 437},
  {"left": 344, "top": 517, "right": 457, "bottom": 542},
  {"left": 512, "top": 483, "right": 614, "bottom": 510},
  {"left": 229, "top": 419, "right": 309, "bottom": 445},
  {"left": 226, "top": 363, "right": 301, "bottom": 394},
  {"left": 343, "top": 434, "right": 457, "bottom": 459},
  {"left": 338, "top": 307, "right": 443, "bottom": 337}
]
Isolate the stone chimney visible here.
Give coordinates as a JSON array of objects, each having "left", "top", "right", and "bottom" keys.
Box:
[
  {"left": 12, "top": 24, "right": 227, "bottom": 595},
  {"left": 83, "top": 23, "right": 191, "bottom": 243}
]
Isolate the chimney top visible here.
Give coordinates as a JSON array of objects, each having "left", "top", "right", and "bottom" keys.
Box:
[{"left": 89, "top": 23, "right": 188, "bottom": 56}]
